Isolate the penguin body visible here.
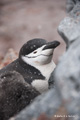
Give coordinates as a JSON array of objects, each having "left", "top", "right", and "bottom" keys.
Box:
[
  {"left": 0, "top": 71, "right": 40, "bottom": 120},
  {"left": 0, "top": 38, "right": 60, "bottom": 93}
]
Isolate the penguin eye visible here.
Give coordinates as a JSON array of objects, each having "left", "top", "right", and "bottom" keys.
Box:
[{"left": 33, "top": 51, "right": 37, "bottom": 54}]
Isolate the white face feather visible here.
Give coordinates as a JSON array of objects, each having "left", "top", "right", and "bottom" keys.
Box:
[{"left": 22, "top": 45, "right": 54, "bottom": 66}]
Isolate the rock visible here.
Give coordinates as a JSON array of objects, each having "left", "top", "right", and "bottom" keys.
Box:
[
  {"left": 58, "top": 17, "right": 80, "bottom": 48},
  {"left": 66, "top": 0, "right": 75, "bottom": 13},
  {"left": 66, "top": 0, "right": 80, "bottom": 19},
  {"left": 54, "top": 0, "right": 80, "bottom": 119}
]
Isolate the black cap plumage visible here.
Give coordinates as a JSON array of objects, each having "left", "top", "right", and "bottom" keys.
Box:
[{"left": 19, "top": 38, "right": 47, "bottom": 57}]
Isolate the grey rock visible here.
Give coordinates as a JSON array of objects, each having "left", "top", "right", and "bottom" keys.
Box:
[
  {"left": 55, "top": 38, "right": 80, "bottom": 118},
  {"left": 66, "top": 0, "right": 75, "bottom": 13},
  {"left": 55, "top": 0, "right": 80, "bottom": 119},
  {"left": 66, "top": 0, "right": 80, "bottom": 19},
  {"left": 66, "top": 0, "right": 80, "bottom": 13},
  {"left": 58, "top": 17, "right": 80, "bottom": 48}
]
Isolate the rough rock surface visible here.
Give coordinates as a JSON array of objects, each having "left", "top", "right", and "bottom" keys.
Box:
[{"left": 55, "top": 0, "right": 80, "bottom": 119}]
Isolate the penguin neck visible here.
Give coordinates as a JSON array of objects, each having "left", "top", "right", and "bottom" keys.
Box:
[
  {"left": 19, "top": 58, "right": 45, "bottom": 79},
  {"left": 19, "top": 56, "right": 56, "bottom": 81},
  {"left": 19, "top": 58, "right": 38, "bottom": 71},
  {"left": 33, "top": 60, "right": 56, "bottom": 80},
  {"left": 21, "top": 57, "right": 56, "bottom": 81}
]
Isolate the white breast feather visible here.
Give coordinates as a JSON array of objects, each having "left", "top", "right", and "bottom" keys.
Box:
[{"left": 31, "top": 61, "right": 56, "bottom": 93}]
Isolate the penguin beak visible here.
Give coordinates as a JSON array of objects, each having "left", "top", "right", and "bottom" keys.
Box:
[{"left": 43, "top": 41, "right": 60, "bottom": 50}]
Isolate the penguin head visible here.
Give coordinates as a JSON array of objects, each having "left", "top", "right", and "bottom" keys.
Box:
[{"left": 19, "top": 38, "right": 60, "bottom": 66}]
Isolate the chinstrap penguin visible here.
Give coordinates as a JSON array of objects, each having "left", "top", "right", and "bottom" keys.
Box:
[
  {"left": 0, "top": 71, "right": 40, "bottom": 120},
  {"left": 0, "top": 38, "right": 60, "bottom": 93}
]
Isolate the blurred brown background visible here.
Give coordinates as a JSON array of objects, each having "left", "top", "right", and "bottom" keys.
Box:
[{"left": 0, "top": 0, "right": 66, "bottom": 64}]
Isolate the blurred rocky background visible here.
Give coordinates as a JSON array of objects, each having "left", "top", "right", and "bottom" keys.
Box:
[{"left": 0, "top": 0, "right": 66, "bottom": 63}]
